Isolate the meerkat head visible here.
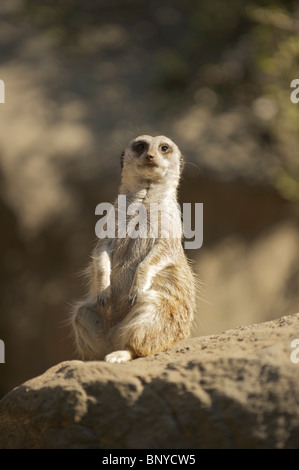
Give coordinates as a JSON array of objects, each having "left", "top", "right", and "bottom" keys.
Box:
[{"left": 121, "top": 135, "right": 183, "bottom": 186}]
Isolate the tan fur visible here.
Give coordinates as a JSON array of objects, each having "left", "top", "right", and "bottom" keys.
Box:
[{"left": 72, "top": 135, "right": 196, "bottom": 363}]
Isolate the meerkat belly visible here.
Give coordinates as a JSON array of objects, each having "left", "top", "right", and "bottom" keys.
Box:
[{"left": 109, "top": 235, "right": 155, "bottom": 320}]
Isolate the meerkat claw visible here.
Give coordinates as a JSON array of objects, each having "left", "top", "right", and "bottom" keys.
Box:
[
  {"left": 98, "top": 288, "right": 110, "bottom": 307},
  {"left": 97, "top": 294, "right": 106, "bottom": 307},
  {"left": 128, "top": 293, "right": 137, "bottom": 306}
]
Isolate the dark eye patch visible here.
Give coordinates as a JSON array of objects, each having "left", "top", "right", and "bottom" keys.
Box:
[
  {"left": 133, "top": 141, "right": 148, "bottom": 153},
  {"left": 160, "top": 144, "right": 170, "bottom": 153}
]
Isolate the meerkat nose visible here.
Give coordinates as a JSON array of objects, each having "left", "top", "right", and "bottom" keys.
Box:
[{"left": 146, "top": 154, "right": 155, "bottom": 162}]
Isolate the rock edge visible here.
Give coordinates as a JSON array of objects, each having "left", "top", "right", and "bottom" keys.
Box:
[{"left": 0, "top": 313, "right": 299, "bottom": 449}]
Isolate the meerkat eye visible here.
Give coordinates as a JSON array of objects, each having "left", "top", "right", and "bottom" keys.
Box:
[
  {"left": 160, "top": 144, "right": 170, "bottom": 153},
  {"left": 133, "top": 141, "right": 146, "bottom": 153}
]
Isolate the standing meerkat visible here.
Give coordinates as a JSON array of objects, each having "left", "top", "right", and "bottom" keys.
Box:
[{"left": 72, "top": 135, "right": 196, "bottom": 363}]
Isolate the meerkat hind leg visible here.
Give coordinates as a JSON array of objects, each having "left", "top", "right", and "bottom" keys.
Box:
[
  {"left": 72, "top": 302, "right": 111, "bottom": 360},
  {"left": 104, "top": 349, "right": 134, "bottom": 364}
]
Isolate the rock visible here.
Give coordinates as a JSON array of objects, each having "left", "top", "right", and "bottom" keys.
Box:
[{"left": 0, "top": 313, "right": 299, "bottom": 449}]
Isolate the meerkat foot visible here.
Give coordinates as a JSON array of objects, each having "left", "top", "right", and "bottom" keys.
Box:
[{"left": 104, "top": 349, "right": 133, "bottom": 364}]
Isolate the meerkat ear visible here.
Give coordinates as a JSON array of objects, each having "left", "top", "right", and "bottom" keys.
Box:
[
  {"left": 121, "top": 150, "right": 125, "bottom": 170},
  {"left": 180, "top": 153, "right": 185, "bottom": 174}
]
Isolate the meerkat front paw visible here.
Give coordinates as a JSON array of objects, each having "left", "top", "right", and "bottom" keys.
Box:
[
  {"left": 104, "top": 350, "right": 133, "bottom": 363},
  {"left": 97, "top": 286, "right": 111, "bottom": 307},
  {"left": 128, "top": 288, "right": 138, "bottom": 306},
  {"left": 129, "top": 282, "right": 151, "bottom": 306},
  {"left": 128, "top": 283, "right": 144, "bottom": 306}
]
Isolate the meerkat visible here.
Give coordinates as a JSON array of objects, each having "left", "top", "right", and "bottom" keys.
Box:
[{"left": 72, "top": 135, "right": 196, "bottom": 363}]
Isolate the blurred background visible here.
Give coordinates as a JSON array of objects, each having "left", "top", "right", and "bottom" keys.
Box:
[{"left": 0, "top": 0, "right": 299, "bottom": 397}]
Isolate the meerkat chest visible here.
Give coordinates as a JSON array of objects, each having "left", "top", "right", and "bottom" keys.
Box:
[
  {"left": 111, "top": 206, "right": 156, "bottom": 268},
  {"left": 114, "top": 194, "right": 181, "bottom": 241}
]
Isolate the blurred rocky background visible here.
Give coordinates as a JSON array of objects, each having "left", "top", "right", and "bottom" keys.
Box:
[{"left": 0, "top": 0, "right": 298, "bottom": 398}]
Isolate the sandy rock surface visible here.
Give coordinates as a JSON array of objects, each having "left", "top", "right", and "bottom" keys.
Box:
[{"left": 0, "top": 313, "right": 299, "bottom": 449}]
